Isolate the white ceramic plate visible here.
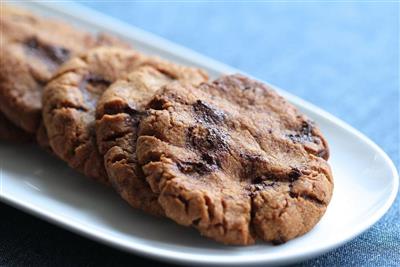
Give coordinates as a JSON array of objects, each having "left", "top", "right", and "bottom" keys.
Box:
[{"left": 1, "top": 1, "right": 398, "bottom": 266}]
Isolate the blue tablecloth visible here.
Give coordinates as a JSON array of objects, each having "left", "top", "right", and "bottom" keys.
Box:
[
  {"left": 82, "top": 2, "right": 399, "bottom": 265},
  {"left": 1, "top": 2, "right": 398, "bottom": 266}
]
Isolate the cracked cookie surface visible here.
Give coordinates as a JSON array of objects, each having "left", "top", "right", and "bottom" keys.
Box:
[
  {"left": 137, "top": 75, "right": 333, "bottom": 245},
  {"left": 0, "top": 5, "right": 129, "bottom": 137},
  {"left": 96, "top": 65, "right": 207, "bottom": 215},
  {"left": 43, "top": 47, "right": 206, "bottom": 184}
]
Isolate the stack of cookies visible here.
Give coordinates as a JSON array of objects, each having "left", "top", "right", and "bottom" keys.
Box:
[{"left": 0, "top": 6, "right": 333, "bottom": 245}]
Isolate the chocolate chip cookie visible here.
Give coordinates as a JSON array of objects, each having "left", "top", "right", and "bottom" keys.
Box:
[
  {"left": 0, "top": 5, "right": 128, "bottom": 136},
  {"left": 96, "top": 65, "right": 207, "bottom": 215},
  {"left": 137, "top": 75, "right": 333, "bottom": 245},
  {"left": 43, "top": 47, "right": 207, "bottom": 184}
]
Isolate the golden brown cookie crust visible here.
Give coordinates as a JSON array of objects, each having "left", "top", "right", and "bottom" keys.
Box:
[
  {"left": 43, "top": 47, "right": 207, "bottom": 184},
  {"left": 137, "top": 75, "right": 333, "bottom": 245},
  {"left": 95, "top": 65, "right": 207, "bottom": 215}
]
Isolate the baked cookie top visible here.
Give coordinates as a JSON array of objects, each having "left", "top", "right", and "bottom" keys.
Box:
[
  {"left": 43, "top": 46, "right": 207, "bottom": 184},
  {"left": 137, "top": 75, "right": 332, "bottom": 245},
  {"left": 0, "top": 5, "right": 128, "bottom": 134},
  {"left": 96, "top": 65, "right": 207, "bottom": 215}
]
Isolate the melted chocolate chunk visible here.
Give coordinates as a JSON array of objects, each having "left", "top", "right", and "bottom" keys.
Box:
[
  {"left": 103, "top": 103, "right": 147, "bottom": 118},
  {"left": 193, "top": 100, "right": 225, "bottom": 125},
  {"left": 251, "top": 174, "right": 288, "bottom": 184},
  {"left": 84, "top": 75, "right": 111, "bottom": 88},
  {"left": 317, "top": 149, "right": 328, "bottom": 159},
  {"left": 184, "top": 125, "right": 228, "bottom": 175},
  {"left": 202, "top": 153, "right": 222, "bottom": 167},
  {"left": 79, "top": 74, "right": 111, "bottom": 94},
  {"left": 247, "top": 181, "right": 276, "bottom": 197},
  {"left": 188, "top": 126, "right": 229, "bottom": 153},
  {"left": 251, "top": 176, "right": 267, "bottom": 184},
  {"left": 241, "top": 154, "right": 263, "bottom": 177},
  {"left": 241, "top": 154, "right": 302, "bottom": 184},
  {"left": 301, "top": 121, "right": 313, "bottom": 136},
  {"left": 289, "top": 192, "right": 325, "bottom": 206},
  {"left": 147, "top": 97, "right": 168, "bottom": 110},
  {"left": 25, "top": 37, "right": 70, "bottom": 65},
  {"left": 79, "top": 75, "right": 112, "bottom": 109},
  {"left": 288, "top": 167, "right": 302, "bottom": 182},
  {"left": 177, "top": 160, "right": 216, "bottom": 175},
  {"left": 287, "top": 121, "right": 315, "bottom": 143}
]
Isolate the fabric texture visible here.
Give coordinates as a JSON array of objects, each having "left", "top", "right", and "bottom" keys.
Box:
[{"left": 1, "top": 2, "right": 398, "bottom": 266}]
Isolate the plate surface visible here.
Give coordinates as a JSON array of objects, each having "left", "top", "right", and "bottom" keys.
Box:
[{"left": 1, "top": 1, "right": 398, "bottom": 266}]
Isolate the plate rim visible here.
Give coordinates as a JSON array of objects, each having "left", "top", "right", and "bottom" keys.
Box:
[
  {"left": 2, "top": 129, "right": 398, "bottom": 266},
  {"left": 1, "top": 1, "right": 399, "bottom": 266}
]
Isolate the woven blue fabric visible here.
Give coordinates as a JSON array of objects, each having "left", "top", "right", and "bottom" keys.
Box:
[{"left": 78, "top": 2, "right": 399, "bottom": 265}]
